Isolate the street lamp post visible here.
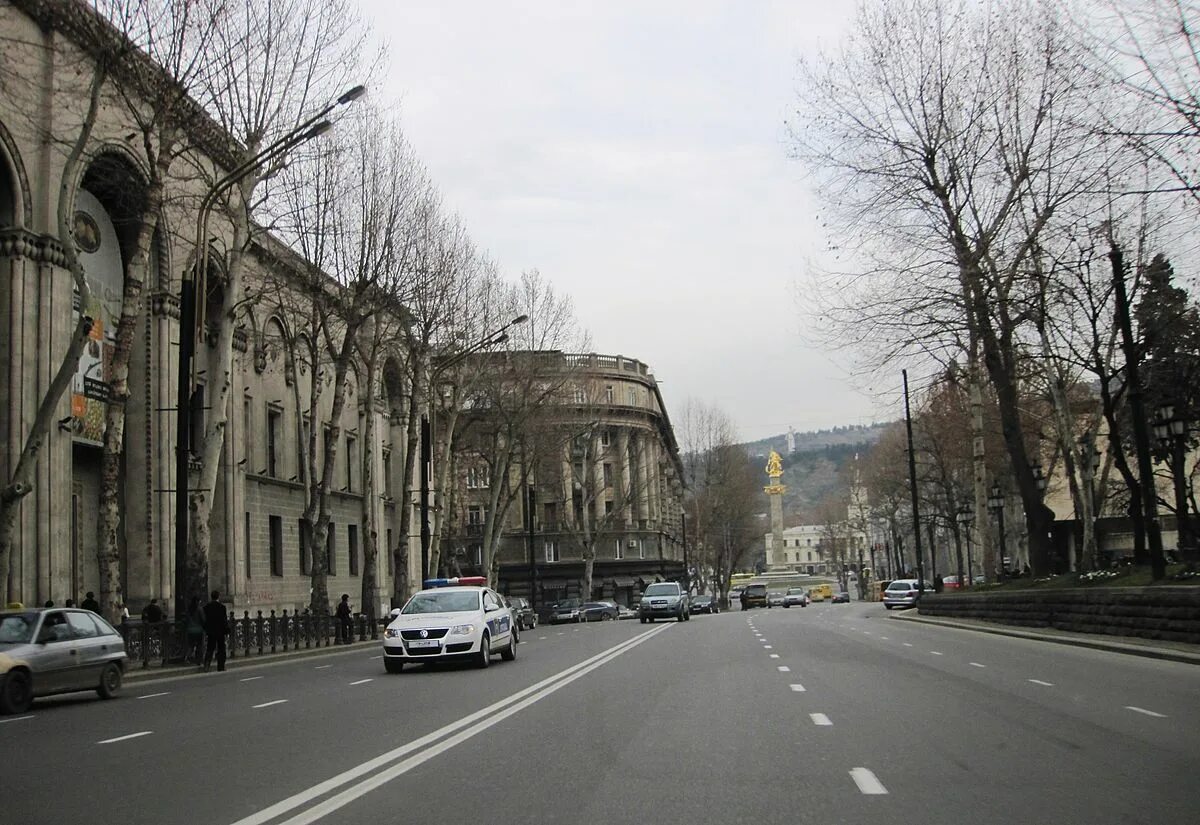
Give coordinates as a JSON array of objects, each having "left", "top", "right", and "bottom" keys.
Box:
[
  {"left": 957, "top": 504, "right": 974, "bottom": 587},
  {"left": 988, "top": 483, "right": 1006, "bottom": 582},
  {"left": 419, "top": 314, "right": 529, "bottom": 583},
  {"left": 1033, "top": 464, "right": 1049, "bottom": 573},
  {"left": 173, "top": 84, "right": 365, "bottom": 619},
  {"left": 902, "top": 370, "right": 926, "bottom": 595},
  {"left": 1154, "top": 403, "right": 1193, "bottom": 563}
]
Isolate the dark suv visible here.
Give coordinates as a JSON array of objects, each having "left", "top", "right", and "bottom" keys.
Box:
[
  {"left": 740, "top": 583, "right": 768, "bottom": 609},
  {"left": 506, "top": 596, "right": 537, "bottom": 630}
]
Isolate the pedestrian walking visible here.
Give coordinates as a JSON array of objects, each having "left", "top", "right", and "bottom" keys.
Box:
[
  {"left": 336, "top": 594, "right": 353, "bottom": 644},
  {"left": 141, "top": 598, "right": 164, "bottom": 623},
  {"left": 81, "top": 592, "right": 101, "bottom": 613},
  {"left": 202, "top": 591, "right": 229, "bottom": 672},
  {"left": 119, "top": 603, "right": 130, "bottom": 620},
  {"left": 185, "top": 595, "right": 205, "bottom": 664}
]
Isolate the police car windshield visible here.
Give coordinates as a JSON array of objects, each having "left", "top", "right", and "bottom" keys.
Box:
[{"left": 402, "top": 591, "right": 480, "bottom": 614}]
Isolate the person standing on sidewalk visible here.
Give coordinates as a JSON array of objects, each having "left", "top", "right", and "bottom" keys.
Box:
[
  {"left": 81, "top": 592, "right": 100, "bottom": 613},
  {"left": 336, "top": 594, "right": 353, "bottom": 644},
  {"left": 202, "top": 591, "right": 229, "bottom": 672}
]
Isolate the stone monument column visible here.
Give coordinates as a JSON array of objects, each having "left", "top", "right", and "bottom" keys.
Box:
[{"left": 764, "top": 451, "right": 786, "bottom": 568}]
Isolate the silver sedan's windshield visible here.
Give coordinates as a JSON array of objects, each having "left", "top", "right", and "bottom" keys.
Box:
[
  {"left": 0, "top": 613, "right": 36, "bottom": 644},
  {"left": 401, "top": 592, "right": 479, "bottom": 614}
]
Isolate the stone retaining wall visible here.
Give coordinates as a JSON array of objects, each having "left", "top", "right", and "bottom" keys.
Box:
[{"left": 917, "top": 587, "right": 1200, "bottom": 644}]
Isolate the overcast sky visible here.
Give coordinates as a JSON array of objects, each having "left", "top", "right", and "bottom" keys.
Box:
[{"left": 358, "top": 1, "right": 881, "bottom": 442}]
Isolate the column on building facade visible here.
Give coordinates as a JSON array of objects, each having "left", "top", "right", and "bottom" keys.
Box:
[
  {"left": 591, "top": 430, "right": 604, "bottom": 523},
  {"left": 153, "top": 290, "right": 179, "bottom": 606},
  {"left": 646, "top": 439, "right": 660, "bottom": 526},
  {"left": 635, "top": 430, "right": 650, "bottom": 524},
  {"left": 617, "top": 427, "right": 632, "bottom": 526}
]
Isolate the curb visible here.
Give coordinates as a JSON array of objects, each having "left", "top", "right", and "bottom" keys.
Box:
[
  {"left": 889, "top": 611, "right": 1200, "bottom": 666},
  {"left": 122, "top": 640, "right": 379, "bottom": 685}
]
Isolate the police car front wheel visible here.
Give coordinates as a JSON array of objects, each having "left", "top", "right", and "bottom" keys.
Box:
[
  {"left": 475, "top": 633, "right": 491, "bottom": 669},
  {"left": 385, "top": 658, "right": 404, "bottom": 674}
]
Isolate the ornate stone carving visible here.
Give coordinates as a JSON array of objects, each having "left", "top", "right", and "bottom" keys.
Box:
[
  {"left": 0, "top": 228, "right": 67, "bottom": 266},
  {"left": 150, "top": 290, "right": 181, "bottom": 319}
]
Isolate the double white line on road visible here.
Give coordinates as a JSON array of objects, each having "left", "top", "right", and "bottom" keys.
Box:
[{"left": 230, "top": 623, "right": 673, "bottom": 825}]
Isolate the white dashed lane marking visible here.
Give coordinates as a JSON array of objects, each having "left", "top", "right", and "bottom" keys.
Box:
[
  {"left": 769, "top": 654, "right": 780, "bottom": 659},
  {"left": 763, "top": 645, "right": 773, "bottom": 649},
  {"left": 902, "top": 643, "right": 913, "bottom": 647},
  {"left": 789, "top": 684, "right": 806, "bottom": 692},
  {"left": 98, "top": 731, "right": 152, "bottom": 744},
  {"left": 349, "top": 679, "right": 373, "bottom": 686},
  {"left": 253, "top": 699, "right": 289, "bottom": 709},
  {"left": 0, "top": 715, "right": 35, "bottom": 724},
  {"left": 810, "top": 713, "right": 832, "bottom": 726},
  {"left": 969, "top": 662, "right": 986, "bottom": 668},
  {"left": 239, "top": 676, "right": 263, "bottom": 682},
  {"left": 538, "top": 636, "right": 547, "bottom": 640},
  {"left": 777, "top": 666, "right": 791, "bottom": 672},
  {"left": 850, "top": 768, "right": 888, "bottom": 795},
  {"left": 136, "top": 692, "right": 170, "bottom": 699},
  {"left": 930, "top": 651, "right": 943, "bottom": 656},
  {"left": 1125, "top": 706, "right": 1167, "bottom": 718},
  {"left": 1028, "top": 679, "right": 1054, "bottom": 686},
  {"left": 369, "top": 655, "right": 382, "bottom": 660},
  {"left": 314, "top": 665, "right": 332, "bottom": 669},
  {"left": 879, "top": 636, "right": 889, "bottom": 640}
]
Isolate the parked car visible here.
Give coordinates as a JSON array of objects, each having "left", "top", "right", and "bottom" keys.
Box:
[
  {"left": 689, "top": 595, "right": 719, "bottom": 614},
  {"left": 767, "top": 590, "right": 787, "bottom": 608},
  {"left": 639, "top": 582, "right": 689, "bottom": 623},
  {"left": 831, "top": 591, "right": 851, "bottom": 604},
  {"left": 0, "top": 608, "right": 128, "bottom": 714},
  {"left": 882, "top": 579, "right": 933, "bottom": 609},
  {"left": 782, "top": 587, "right": 809, "bottom": 607},
  {"left": 617, "top": 604, "right": 638, "bottom": 620},
  {"left": 548, "top": 598, "right": 584, "bottom": 624},
  {"left": 942, "top": 575, "right": 962, "bottom": 590},
  {"left": 506, "top": 596, "right": 538, "bottom": 631},
  {"left": 740, "top": 583, "right": 769, "bottom": 609},
  {"left": 581, "top": 601, "right": 619, "bottom": 621}
]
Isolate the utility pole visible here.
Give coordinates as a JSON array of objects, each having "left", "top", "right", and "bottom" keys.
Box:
[{"left": 903, "top": 370, "right": 926, "bottom": 593}]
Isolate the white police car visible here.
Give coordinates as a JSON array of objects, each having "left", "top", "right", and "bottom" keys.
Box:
[{"left": 382, "top": 577, "right": 516, "bottom": 673}]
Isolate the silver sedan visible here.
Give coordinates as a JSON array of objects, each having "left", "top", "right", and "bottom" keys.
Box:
[{"left": 0, "top": 608, "right": 128, "bottom": 714}]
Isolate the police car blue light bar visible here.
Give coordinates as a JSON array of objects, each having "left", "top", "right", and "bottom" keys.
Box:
[{"left": 422, "top": 576, "right": 488, "bottom": 588}]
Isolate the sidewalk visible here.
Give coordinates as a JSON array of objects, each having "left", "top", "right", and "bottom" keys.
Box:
[
  {"left": 122, "top": 639, "right": 379, "bottom": 684},
  {"left": 889, "top": 609, "right": 1200, "bottom": 666}
]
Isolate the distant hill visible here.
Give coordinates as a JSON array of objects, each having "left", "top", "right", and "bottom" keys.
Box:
[
  {"left": 741, "top": 423, "right": 893, "bottom": 528},
  {"left": 742, "top": 423, "right": 891, "bottom": 459}
]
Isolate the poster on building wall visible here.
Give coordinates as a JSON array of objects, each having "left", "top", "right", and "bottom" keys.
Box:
[{"left": 70, "top": 189, "right": 123, "bottom": 446}]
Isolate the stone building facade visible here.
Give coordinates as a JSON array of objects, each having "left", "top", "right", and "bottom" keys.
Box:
[
  {"left": 0, "top": 0, "right": 419, "bottom": 615},
  {"left": 445, "top": 353, "right": 686, "bottom": 609}
]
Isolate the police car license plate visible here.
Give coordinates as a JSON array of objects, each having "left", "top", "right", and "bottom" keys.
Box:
[{"left": 408, "top": 639, "right": 440, "bottom": 648}]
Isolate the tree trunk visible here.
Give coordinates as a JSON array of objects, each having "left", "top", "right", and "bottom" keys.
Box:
[
  {"left": 394, "top": 383, "right": 420, "bottom": 604},
  {"left": 360, "top": 355, "right": 378, "bottom": 625}
]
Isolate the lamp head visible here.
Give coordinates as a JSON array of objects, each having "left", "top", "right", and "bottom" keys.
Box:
[
  {"left": 511, "top": 314, "right": 530, "bottom": 325},
  {"left": 338, "top": 84, "right": 367, "bottom": 105}
]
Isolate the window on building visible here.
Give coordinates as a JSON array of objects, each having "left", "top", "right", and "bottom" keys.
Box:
[
  {"left": 345, "top": 435, "right": 357, "bottom": 492},
  {"left": 348, "top": 524, "right": 359, "bottom": 576},
  {"left": 266, "top": 407, "right": 281, "bottom": 477},
  {"left": 615, "top": 539, "right": 623, "bottom": 560},
  {"left": 628, "top": 387, "right": 637, "bottom": 405},
  {"left": 269, "top": 515, "right": 283, "bottom": 577},
  {"left": 466, "top": 464, "right": 490, "bottom": 489},
  {"left": 631, "top": 539, "right": 642, "bottom": 559},
  {"left": 382, "top": 448, "right": 392, "bottom": 498},
  {"left": 543, "top": 502, "right": 557, "bottom": 530},
  {"left": 244, "top": 512, "right": 252, "bottom": 580},
  {"left": 326, "top": 522, "right": 336, "bottom": 575},
  {"left": 605, "top": 499, "right": 614, "bottom": 515},
  {"left": 467, "top": 505, "right": 484, "bottom": 526},
  {"left": 600, "top": 429, "right": 611, "bottom": 447},
  {"left": 544, "top": 540, "right": 559, "bottom": 563},
  {"left": 603, "top": 463, "right": 613, "bottom": 487},
  {"left": 299, "top": 519, "right": 311, "bottom": 575},
  {"left": 573, "top": 387, "right": 586, "bottom": 404},
  {"left": 472, "top": 545, "right": 482, "bottom": 566},
  {"left": 604, "top": 385, "right": 614, "bottom": 403}
]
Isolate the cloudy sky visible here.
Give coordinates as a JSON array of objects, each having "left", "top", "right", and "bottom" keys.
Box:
[{"left": 357, "top": 0, "right": 881, "bottom": 442}]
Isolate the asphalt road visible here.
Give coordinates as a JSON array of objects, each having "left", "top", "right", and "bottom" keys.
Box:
[{"left": 6, "top": 602, "right": 1199, "bottom": 825}]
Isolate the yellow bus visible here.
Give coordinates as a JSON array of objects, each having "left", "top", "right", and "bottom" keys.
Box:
[{"left": 729, "top": 573, "right": 755, "bottom": 591}]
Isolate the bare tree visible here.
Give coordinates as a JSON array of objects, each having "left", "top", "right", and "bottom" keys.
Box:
[
  {"left": 792, "top": 0, "right": 1120, "bottom": 576},
  {"left": 183, "top": 0, "right": 373, "bottom": 607}
]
